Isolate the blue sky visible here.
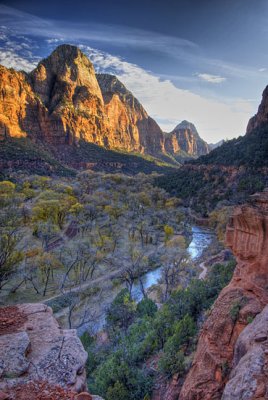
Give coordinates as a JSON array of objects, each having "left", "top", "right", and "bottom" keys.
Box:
[{"left": 0, "top": 0, "right": 268, "bottom": 142}]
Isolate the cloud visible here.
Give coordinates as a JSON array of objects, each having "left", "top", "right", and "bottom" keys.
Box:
[
  {"left": 0, "top": 4, "right": 262, "bottom": 81},
  {"left": 46, "top": 38, "right": 64, "bottom": 44},
  {"left": 0, "top": 5, "right": 256, "bottom": 142},
  {"left": 259, "top": 68, "right": 266, "bottom": 72},
  {"left": 197, "top": 73, "right": 226, "bottom": 83},
  {"left": 0, "top": 49, "right": 37, "bottom": 71},
  {"left": 81, "top": 46, "right": 253, "bottom": 142}
]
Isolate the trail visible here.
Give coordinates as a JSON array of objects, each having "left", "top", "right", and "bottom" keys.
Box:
[{"left": 198, "top": 261, "right": 208, "bottom": 280}]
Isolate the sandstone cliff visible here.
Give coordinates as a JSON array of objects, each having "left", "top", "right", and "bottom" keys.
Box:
[
  {"left": 0, "top": 44, "right": 165, "bottom": 158},
  {"left": 0, "top": 45, "right": 211, "bottom": 165},
  {"left": 165, "top": 120, "right": 210, "bottom": 158},
  {"left": 179, "top": 189, "right": 268, "bottom": 399},
  {"left": 0, "top": 303, "right": 95, "bottom": 400},
  {"left": 96, "top": 73, "right": 165, "bottom": 154},
  {"left": 247, "top": 85, "right": 268, "bottom": 134}
]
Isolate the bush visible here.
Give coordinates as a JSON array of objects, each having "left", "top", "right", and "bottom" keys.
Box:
[{"left": 137, "top": 298, "right": 158, "bottom": 318}]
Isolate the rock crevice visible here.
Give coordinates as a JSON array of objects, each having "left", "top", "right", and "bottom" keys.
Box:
[{"left": 0, "top": 303, "right": 88, "bottom": 398}]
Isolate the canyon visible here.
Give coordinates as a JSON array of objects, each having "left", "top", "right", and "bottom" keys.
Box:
[{"left": 0, "top": 44, "right": 209, "bottom": 170}]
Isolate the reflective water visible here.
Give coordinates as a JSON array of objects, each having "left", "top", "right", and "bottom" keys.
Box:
[{"left": 132, "top": 226, "right": 213, "bottom": 301}]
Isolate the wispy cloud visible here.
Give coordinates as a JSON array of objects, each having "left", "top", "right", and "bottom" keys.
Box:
[
  {"left": 197, "top": 73, "right": 226, "bottom": 84},
  {"left": 0, "top": 5, "right": 257, "bottom": 142},
  {"left": 0, "top": 4, "right": 263, "bottom": 81},
  {"left": 0, "top": 49, "right": 37, "bottom": 71},
  {"left": 81, "top": 46, "right": 253, "bottom": 141}
]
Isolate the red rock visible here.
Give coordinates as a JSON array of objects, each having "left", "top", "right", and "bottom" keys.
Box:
[
  {"left": 74, "top": 393, "right": 92, "bottom": 400},
  {"left": 179, "top": 189, "right": 268, "bottom": 400},
  {"left": 0, "top": 391, "right": 8, "bottom": 400},
  {"left": 0, "top": 44, "right": 166, "bottom": 158}
]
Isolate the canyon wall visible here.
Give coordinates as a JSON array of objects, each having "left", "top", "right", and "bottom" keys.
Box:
[
  {"left": 179, "top": 189, "right": 268, "bottom": 399},
  {"left": 247, "top": 85, "right": 268, "bottom": 134},
  {"left": 0, "top": 44, "right": 209, "bottom": 161},
  {"left": 0, "top": 45, "right": 165, "bottom": 156}
]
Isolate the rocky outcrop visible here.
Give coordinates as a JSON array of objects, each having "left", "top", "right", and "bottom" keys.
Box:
[
  {"left": 247, "top": 85, "right": 268, "bottom": 134},
  {"left": 0, "top": 45, "right": 211, "bottom": 163},
  {"left": 0, "top": 303, "right": 88, "bottom": 398},
  {"left": 222, "top": 304, "right": 268, "bottom": 400},
  {"left": 96, "top": 74, "right": 165, "bottom": 154},
  {"left": 179, "top": 189, "right": 268, "bottom": 400},
  {"left": 165, "top": 121, "right": 210, "bottom": 157},
  {"left": 0, "top": 44, "right": 165, "bottom": 157},
  {"left": 29, "top": 45, "right": 107, "bottom": 146}
]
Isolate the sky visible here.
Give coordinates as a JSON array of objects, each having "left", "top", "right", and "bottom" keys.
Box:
[{"left": 0, "top": 0, "right": 268, "bottom": 143}]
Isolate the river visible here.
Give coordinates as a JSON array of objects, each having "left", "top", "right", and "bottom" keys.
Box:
[
  {"left": 74, "top": 225, "right": 214, "bottom": 335},
  {"left": 131, "top": 225, "right": 214, "bottom": 302}
]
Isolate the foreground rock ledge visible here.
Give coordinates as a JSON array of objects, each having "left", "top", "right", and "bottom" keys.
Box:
[
  {"left": 0, "top": 303, "right": 98, "bottom": 399},
  {"left": 179, "top": 189, "right": 268, "bottom": 400}
]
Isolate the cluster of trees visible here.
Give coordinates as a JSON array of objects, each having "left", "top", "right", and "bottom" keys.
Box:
[
  {"left": 194, "top": 124, "right": 268, "bottom": 168},
  {"left": 156, "top": 124, "right": 268, "bottom": 216},
  {"left": 156, "top": 166, "right": 267, "bottom": 216},
  {"left": 81, "top": 260, "right": 236, "bottom": 400},
  {"left": 0, "top": 172, "right": 189, "bottom": 323}
]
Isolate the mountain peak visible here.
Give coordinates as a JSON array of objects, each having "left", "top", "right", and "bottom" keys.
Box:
[
  {"left": 51, "top": 44, "right": 81, "bottom": 58},
  {"left": 36, "top": 44, "right": 93, "bottom": 72},
  {"left": 174, "top": 120, "right": 198, "bottom": 135},
  {"left": 165, "top": 120, "right": 209, "bottom": 157}
]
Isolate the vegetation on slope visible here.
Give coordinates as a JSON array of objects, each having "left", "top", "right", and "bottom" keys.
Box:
[
  {"left": 155, "top": 125, "right": 268, "bottom": 215},
  {"left": 82, "top": 260, "right": 236, "bottom": 400},
  {"left": 0, "top": 138, "right": 177, "bottom": 178},
  {"left": 192, "top": 124, "right": 268, "bottom": 168},
  {"left": 0, "top": 138, "right": 75, "bottom": 177}
]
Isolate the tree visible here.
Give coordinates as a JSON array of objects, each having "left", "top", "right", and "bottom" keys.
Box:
[
  {"left": 161, "top": 249, "right": 189, "bottom": 301},
  {"left": 36, "top": 252, "right": 62, "bottom": 296},
  {"left": 106, "top": 381, "right": 129, "bottom": 400},
  {"left": 0, "top": 230, "right": 23, "bottom": 291},
  {"left": 106, "top": 289, "right": 136, "bottom": 333},
  {"left": 32, "top": 191, "right": 76, "bottom": 229},
  {"left": 0, "top": 181, "right": 16, "bottom": 206},
  {"left": 164, "top": 224, "right": 174, "bottom": 243}
]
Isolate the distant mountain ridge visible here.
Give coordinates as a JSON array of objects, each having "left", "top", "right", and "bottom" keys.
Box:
[
  {"left": 165, "top": 120, "right": 210, "bottom": 158},
  {"left": 155, "top": 86, "right": 268, "bottom": 214},
  {"left": 0, "top": 44, "right": 210, "bottom": 173}
]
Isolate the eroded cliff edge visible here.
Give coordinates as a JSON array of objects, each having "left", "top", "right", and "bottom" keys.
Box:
[
  {"left": 0, "top": 303, "right": 98, "bottom": 399},
  {"left": 179, "top": 189, "right": 268, "bottom": 400}
]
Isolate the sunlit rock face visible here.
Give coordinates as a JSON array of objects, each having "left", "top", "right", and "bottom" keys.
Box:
[
  {"left": 165, "top": 120, "right": 210, "bottom": 157},
  {"left": 97, "top": 73, "right": 165, "bottom": 154},
  {"left": 0, "top": 44, "right": 165, "bottom": 156},
  {"left": 179, "top": 189, "right": 268, "bottom": 400},
  {"left": 0, "top": 65, "right": 51, "bottom": 140},
  {"left": 29, "top": 45, "right": 108, "bottom": 146}
]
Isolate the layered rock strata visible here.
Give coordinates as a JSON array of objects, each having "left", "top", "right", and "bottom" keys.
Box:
[
  {"left": 179, "top": 189, "right": 268, "bottom": 399},
  {"left": 165, "top": 120, "right": 210, "bottom": 157},
  {"left": 0, "top": 44, "right": 209, "bottom": 161},
  {"left": 0, "top": 44, "right": 165, "bottom": 156}
]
